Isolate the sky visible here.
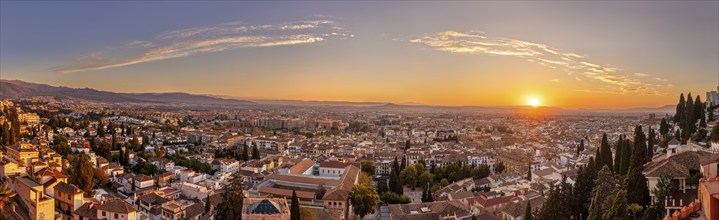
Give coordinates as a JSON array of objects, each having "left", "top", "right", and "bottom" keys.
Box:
[{"left": 1, "top": 1, "right": 718, "bottom": 108}]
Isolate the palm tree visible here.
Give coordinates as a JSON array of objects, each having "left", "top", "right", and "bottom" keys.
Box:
[
  {"left": 0, "top": 181, "right": 16, "bottom": 210},
  {"left": 0, "top": 181, "right": 17, "bottom": 219}
]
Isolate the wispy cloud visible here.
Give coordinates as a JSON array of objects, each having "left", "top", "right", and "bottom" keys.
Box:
[
  {"left": 410, "top": 31, "right": 669, "bottom": 95},
  {"left": 550, "top": 79, "right": 561, "bottom": 83},
  {"left": 55, "top": 20, "right": 350, "bottom": 73}
]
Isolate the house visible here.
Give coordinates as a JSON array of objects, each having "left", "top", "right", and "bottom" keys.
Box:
[
  {"left": 219, "top": 158, "right": 240, "bottom": 173},
  {"left": 242, "top": 198, "right": 291, "bottom": 220},
  {"left": 54, "top": 182, "right": 84, "bottom": 218},
  {"left": 698, "top": 177, "right": 719, "bottom": 220},
  {"left": 498, "top": 197, "right": 545, "bottom": 220},
  {"left": 96, "top": 199, "right": 138, "bottom": 220},
  {"left": 160, "top": 200, "right": 204, "bottom": 220},
  {"left": 6, "top": 141, "right": 40, "bottom": 166},
  {"left": 12, "top": 176, "right": 55, "bottom": 220},
  {"left": 643, "top": 151, "right": 719, "bottom": 216},
  {"left": 319, "top": 161, "right": 358, "bottom": 177},
  {"left": 136, "top": 192, "right": 170, "bottom": 216}
]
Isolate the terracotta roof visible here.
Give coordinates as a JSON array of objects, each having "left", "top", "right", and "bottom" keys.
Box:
[
  {"left": 185, "top": 203, "right": 205, "bottom": 218},
  {"left": 289, "top": 159, "right": 316, "bottom": 174},
  {"left": 499, "top": 197, "right": 546, "bottom": 217},
  {"left": 322, "top": 165, "right": 360, "bottom": 201},
  {"left": 54, "top": 181, "right": 82, "bottom": 194},
  {"left": 97, "top": 199, "right": 137, "bottom": 214},
  {"left": 266, "top": 174, "right": 340, "bottom": 186},
  {"left": 74, "top": 203, "right": 100, "bottom": 220},
  {"left": 643, "top": 151, "right": 719, "bottom": 178},
  {"left": 137, "top": 192, "right": 169, "bottom": 205}
]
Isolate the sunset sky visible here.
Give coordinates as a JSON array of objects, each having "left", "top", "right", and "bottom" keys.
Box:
[{"left": 1, "top": 1, "right": 717, "bottom": 108}]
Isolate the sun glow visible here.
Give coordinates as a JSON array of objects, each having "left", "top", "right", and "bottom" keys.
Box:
[{"left": 527, "top": 96, "right": 541, "bottom": 107}]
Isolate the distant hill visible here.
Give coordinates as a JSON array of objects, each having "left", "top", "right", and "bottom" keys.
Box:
[{"left": 0, "top": 79, "right": 255, "bottom": 106}]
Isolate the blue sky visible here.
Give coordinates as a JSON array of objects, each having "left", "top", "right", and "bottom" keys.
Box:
[{"left": 1, "top": 1, "right": 717, "bottom": 108}]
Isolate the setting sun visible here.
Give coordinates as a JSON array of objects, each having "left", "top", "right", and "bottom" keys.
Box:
[{"left": 527, "top": 96, "right": 541, "bottom": 107}]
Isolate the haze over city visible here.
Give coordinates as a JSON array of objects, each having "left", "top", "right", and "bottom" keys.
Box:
[{"left": 2, "top": 1, "right": 718, "bottom": 108}]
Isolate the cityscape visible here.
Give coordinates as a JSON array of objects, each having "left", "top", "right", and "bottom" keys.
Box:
[{"left": 1, "top": 1, "right": 718, "bottom": 220}]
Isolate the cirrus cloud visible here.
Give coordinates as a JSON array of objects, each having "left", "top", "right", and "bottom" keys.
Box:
[
  {"left": 410, "top": 30, "right": 669, "bottom": 95},
  {"left": 55, "top": 20, "right": 351, "bottom": 73}
]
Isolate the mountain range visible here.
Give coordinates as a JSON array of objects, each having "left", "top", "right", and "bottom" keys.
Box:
[{"left": 0, "top": 79, "right": 255, "bottom": 106}]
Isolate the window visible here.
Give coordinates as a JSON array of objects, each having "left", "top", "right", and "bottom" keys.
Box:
[
  {"left": 102, "top": 211, "right": 106, "bottom": 217},
  {"left": 115, "top": 213, "right": 118, "bottom": 218}
]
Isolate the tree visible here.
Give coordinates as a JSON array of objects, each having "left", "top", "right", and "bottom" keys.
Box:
[
  {"left": 361, "top": 160, "right": 376, "bottom": 176},
  {"left": 650, "top": 174, "right": 678, "bottom": 217},
  {"left": 674, "top": 93, "right": 685, "bottom": 123},
  {"left": 588, "top": 166, "right": 619, "bottom": 219},
  {"left": 613, "top": 135, "right": 624, "bottom": 173},
  {"left": 400, "top": 165, "right": 418, "bottom": 190},
  {"left": 648, "top": 127, "right": 656, "bottom": 160},
  {"left": 389, "top": 157, "right": 404, "bottom": 195},
  {"left": 350, "top": 173, "right": 379, "bottom": 219},
  {"left": 524, "top": 202, "right": 533, "bottom": 220},
  {"left": 599, "top": 133, "right": 613, "bottom": 171},
  {"left": 572, "top": 165, "right": 596, "bottom": 219},
  {"left": 251, "top": 145, "right": 260, "bottom": 160},
  {"left": 290, "top": 190, "right": 300, "bottom": 220},
  {"left": 577, "top": 139, "right": 585, "bottom": 155},
  {"left": 94, "top": 168, "right": 109, "bottom": 186},
  {"left": 405, "top": 140, "right": 411, "bottom": 151},
  {"left": 527, "top": 162, "right": 533, "bottom": 181},
  {"left": 0, "top": 181, "right": 16, "bottom": 211},
  {"left": 380, "top": 191, "right": 410, "bottom": 204},
  {"left": 626, "top": 167, "right": 650, "bottom": 207},
  {"left": 418, "top": 171, "right": 434, "bottom": 189},
  {"left": 660, "top": 118, "right": 669, "bottom": 135},
  {"left": 630, "top": 126, "right": 648, "bottom": 170},
  {"left": 68, "top": 153, "right": 96, "bottom": 196},
  {"left": 377, "top": 178, "right": 388, "bottom": 194},
  {"left": 439, "top": 178, "right": 449, "bottom": 188},
  {"left": 241, "top": 144, "right": 249, "bottom": 161},
  {"left": 536, "top": 177, "right": 573, "bottom": 219},
  {"left": 400, "top": 157, "right": 407, "bottom": 171},
  {"left": 619, "top": 138, "right": 632, "bottom": 175},
  {"left": 216, "top": 173, "right": 244, "bottom": 220},
  {"left": 495, "top": 162, "right": 506, "bottom": 173},
  {"left": 603, "top": 189, "right": 628, "bottom": 219}
]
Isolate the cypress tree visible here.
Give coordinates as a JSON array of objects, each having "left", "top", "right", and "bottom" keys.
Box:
[
  {"left": 524, "top": 202, "right": 533, "bottom": 220},
  {"left": 290, "top": 190, "right": 300, "bottom": 220},
  {"left": 630, "top": 126, "right": 648, "bottom": 169},
  {"left": 241, "top": 144, "right": 249, "bottom": 161},
  {"left": 626, "top": 167, "right": 650, "bottom": 206},
  {"left": 660, "top": 118, "right": 669, "bottom": 135},
  {"left": 599, "top": 133, "right": 613, "bottom": 171},
  {"left": 696, "top": 96, "right": 703, "bottom": 124},
  {"left": 527, "top": 163, "right": 532, "bottom": 181},
  {"left": 647, "top": 127, "right": 656, "bottom": 160},
  {"left": 613, "top": 135, "right": 623, "bottom": 173},
  {"left": 251, "top": 145, "right": 260, "bottom": 159},
  {"left": 675, "top": 93, "right": 685, "bottom": 123},
  {"left": 620, "top": 139, "right": 632, "bottom": 175},
  {"left": 685, "top": 93, "right": 696, "bottom": 140},
  {"left": 577, "top": 139, "right": 585, "bottom": 155}
]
